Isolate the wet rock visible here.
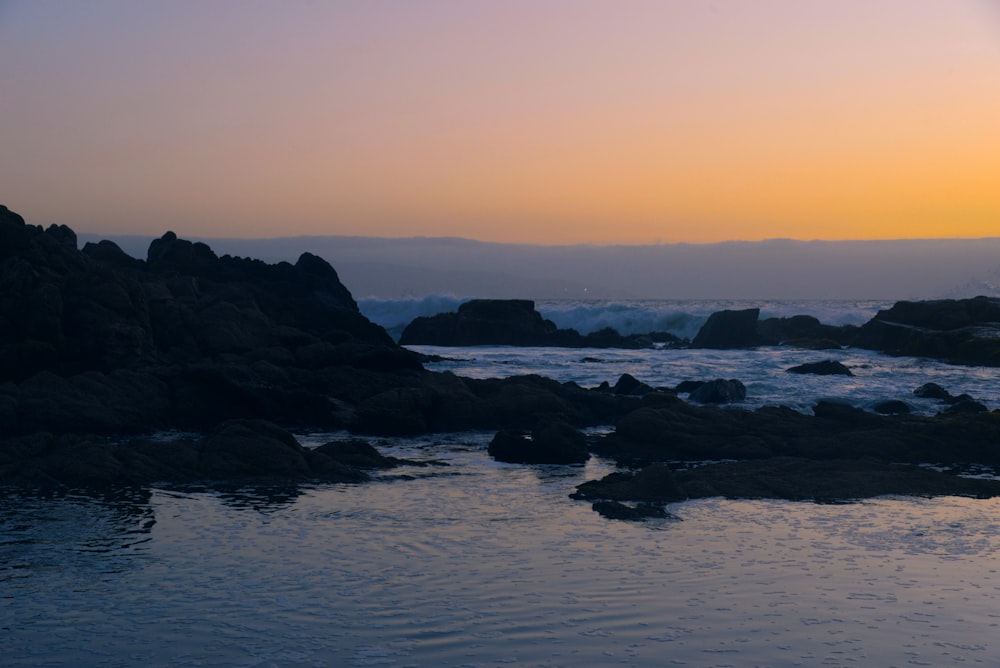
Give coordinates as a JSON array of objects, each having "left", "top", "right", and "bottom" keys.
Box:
[
  {"left": 313, "top": 439, "right": 400, "bottom": 469},
  {"left": 674, "top": 380, "right": 704, "bottom": 394},
  {"left": 757, "top": 314, "right": 854, "bottom": 348},
  {"left": 871, "top": 399, "right": 911, "bottom": 415},
  {"left": 853, "top": 296, "right": 1000, "bottom": 366},
  {"left": 199, "top": 419, "right": 312, "bottom": 479},
  {"left": 400, "top": 299, "right": 661, "bottom": 349},
  {"left": 786, "top": 360, "right": 853, "bottom": 376},
  {"left": 612, "top": 373, "right": 655, "bottom": 396},
  {"left": 914, "top": 382, "right": 953, "bottom": 400},
  {"left": 688, "top": 378, "right": 746, "bottom": 404},
  {"left": 488, "top": 420, "right": 589, "bottom": 465},
  {"left": 591, "top": 500, "right": 678, "bottom": 521},
  {"left": 691, "top": 308, "right": 760, "bottom": 348},
  {"left": 942, "top": 399, "right": 988, "bottom": 414},
  {"left": 575, "top": 457, "right": 1000, "bottom": 504}
]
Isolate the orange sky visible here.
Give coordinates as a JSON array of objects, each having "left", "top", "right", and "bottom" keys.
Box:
[{"left": 1, "top": 0, "right": 998, "bottom": 244}]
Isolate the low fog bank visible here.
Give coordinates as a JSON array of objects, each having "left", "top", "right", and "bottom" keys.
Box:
[{"left": 80, "top": 234, "right": 1000, "bottom": 301}]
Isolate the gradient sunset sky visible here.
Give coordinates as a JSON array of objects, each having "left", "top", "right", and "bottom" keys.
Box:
[{"left": 2, "top": 1, "right": 998, "bottom": 244}]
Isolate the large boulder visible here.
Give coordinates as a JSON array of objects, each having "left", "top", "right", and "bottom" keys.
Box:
[{"left": 691, "top": 308, "right": 760, "bottom": 348}]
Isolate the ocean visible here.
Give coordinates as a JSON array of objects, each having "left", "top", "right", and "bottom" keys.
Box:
[{"left": 4, "top": 299, "right": 1000, "bottom": 667}]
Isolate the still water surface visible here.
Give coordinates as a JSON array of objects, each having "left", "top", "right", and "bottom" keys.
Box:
[{"left": 4, "top": 432, "right": 1000, "bottom": 667}]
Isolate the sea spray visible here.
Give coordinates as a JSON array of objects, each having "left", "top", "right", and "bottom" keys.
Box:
[{"left": 360, "top": 297, "right": 890, "bottom": 342}]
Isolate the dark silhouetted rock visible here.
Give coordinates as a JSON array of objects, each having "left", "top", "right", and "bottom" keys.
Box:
[
  {"left": 488, "top": 420, "right": 589, "bottom": 464},
  {"left": 786, "top": 360, "right": 853, "bottom": 376},
  {"left": 691, "top": 308, "right": 760, "bottom": 348},
  {"left": 612, "top": 373, "right": 655, "bottom": 396},
  {"left": 688, "top": 378, "right": 746, "bottom": 404},
  {"left": 914, "top": 382, "right": 953, "bottom": 400},
  {"left": 400, "top": 299, "right": 660, "bottom": 348},
  {"left": 574, "top": 457, "right": 1000, "bottom": 505},
  {"left": 757, "top": 314, "right": 854, "bottom": 348},
  {"left": 674, "top": 380, "right": 704, "bottom": 394},
  {"left": 591, "top": 500, "right": 678, "bottom": 521},
  {"left": 942, "top": 399, "right": 988, "bottom": 414},
  {"left": 871, "top": 399, "right": 911, "bottom": 415},
  {"left": 853, "top": 296, "right": 1000, "bottom": 366},
  {"left": 200, "top": 419, "right": 312, "bottom": 479}
]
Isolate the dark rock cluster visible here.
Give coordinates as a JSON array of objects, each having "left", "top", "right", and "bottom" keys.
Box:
[
  {"left": 400, "top": 298, "right": 680, "bottom": 348},
  {"left": 0, "top": 205, "right": 645, "bottom": 485},
  {"left": 4, "top": 203, "right": 1000, "bottom": 515}
]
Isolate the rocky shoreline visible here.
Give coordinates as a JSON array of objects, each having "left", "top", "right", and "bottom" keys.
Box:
[{"left": 3, "top": 204, "right": 1000, "bottom": 516}]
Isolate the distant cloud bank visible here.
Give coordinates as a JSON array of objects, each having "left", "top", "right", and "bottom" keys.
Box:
[{"left": 79, "top": 234, "right": 1000, "bottom": 301}]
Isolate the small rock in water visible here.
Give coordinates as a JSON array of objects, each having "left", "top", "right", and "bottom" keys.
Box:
[
  {"left": 913, "top": 382, "right": 953, "bottom": 400},
  {"left": 591, "top": 500, "right": 679, "bottom": 521},
  {"left": 786, "top": 360, "right": 853, "bottom": 376}
]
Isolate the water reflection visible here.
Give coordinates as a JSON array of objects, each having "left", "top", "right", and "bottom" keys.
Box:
[{"left": 0, "top": 486, "right": 156, "bottom": 584}]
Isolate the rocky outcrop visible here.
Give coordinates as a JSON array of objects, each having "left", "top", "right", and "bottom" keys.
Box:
[
  {"left": 690, "top": 308, "right": 760, "bottom": 348},
  {"left": 589, "top": 399, "right": 1000, "bottom": 468},
  {"left": 399, "top": 299, "right": 677, "bottom": 348},
  {"left": 0, "top": 206, "right": 652, "bottom": 487},
  {"left": 0, "top": 419, "right": 386, "bottom": 486},
  {"left": 688, "top": 378, "right": 746, "bottom": 404},
  {"left": 573, "top": 457, "right": 1000, "bottom": 505},
  {"left": 786, "top": 360, "right": 853, "bottom": 376},
  {"left": 853, "top": 296, "right": 1000, "bottom": 366},
  {"left": 757, "top": 315, "right": 854, "bottom": 349},
  {"left": 569, "top": 399, "right": 1000, "bottom": 511}
]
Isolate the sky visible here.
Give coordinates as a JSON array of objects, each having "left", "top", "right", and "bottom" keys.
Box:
[{"left": 2, "top": 0, "right": 999, "bottom": 244}]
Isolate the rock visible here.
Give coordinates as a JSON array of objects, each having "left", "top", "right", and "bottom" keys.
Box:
[
  {"left": 786, "top": 360, "right": 853, "bottom": 376},
  {"left": 942, "top": 399, "right": 988, "bottom": 414},
  {"left": 757, "top": 314, "right": 854, "bottom": 348},
  {"left": 199, "top": 419, "right": 312, "bottom": 479},
  {"left": 674, "top": 380, "right": 704, "bottom": 394},
  {"left": 914, "top": 382, "right": 953, "bottom": 400},
  {"left": 572, "top": 462, "right": 683, "bottom": 501},
  {"left": 853, "top": 296, "right": 1000, "bottom": 366},
  {"left": 612, "top": 373, "right": 655, "bottom": 396},
  {"left": 399, "top": 299, "right": 658, "bottom": 348},
  {"left": 400, "top": 299, "right": 556, "bottom": 346},
  {"left": 591, "top": 500, "right": 678, "bottom": 521},
  {"left": 575, "top": 457, "right": 1000, "bottom": 504},
  {"left": 871, "top": 399, "right": 911, "bottom": 415},
  {"left": 688, "top": 378, "right": 746, "bottom": 404},
  {"left": 691, "top": 308, "right": 760, "bottom": 348},
  {"left": 313, "top": 439, "right": 399, "bottom": 469},
  {"left": 488, "top": 420, "right": 589, "bottom": 464}
]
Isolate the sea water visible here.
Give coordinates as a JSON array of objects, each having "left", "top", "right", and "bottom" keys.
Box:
[{"left": 4, "top": 299, "right": 1000, "bottom": 666}]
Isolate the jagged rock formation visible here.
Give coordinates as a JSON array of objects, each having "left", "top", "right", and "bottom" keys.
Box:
[{"left": 0, "top": 206, "right": 643, "bottom": 485}]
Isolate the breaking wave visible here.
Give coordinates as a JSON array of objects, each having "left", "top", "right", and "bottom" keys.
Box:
[{"left": 359, "top": 296, "right": 888, "bottom": 341}]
